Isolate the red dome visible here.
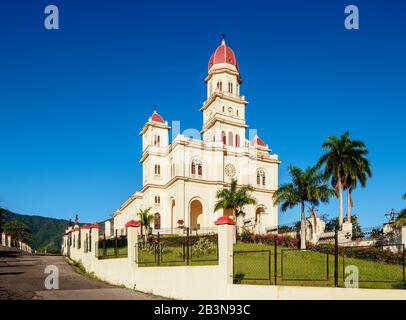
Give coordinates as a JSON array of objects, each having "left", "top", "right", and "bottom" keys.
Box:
[
  {"left": 151, "top": 111, "right": 165, "bottom": 123},
  {"left": 208, "top": 39, "right": 238, "bottom": 71}
]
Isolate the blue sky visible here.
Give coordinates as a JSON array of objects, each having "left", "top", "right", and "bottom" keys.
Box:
[{"left": 0, "top": 0, "right": 405, "bottom": 227}]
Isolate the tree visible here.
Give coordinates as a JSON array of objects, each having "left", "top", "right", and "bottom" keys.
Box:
[
  {"left": 137, "top": 207, "right": 154, "bottom": 241},
  {"left": 342, "top": 143, "right": 371, "bottom": 222},
  {"left": 395, "top": 193, "right": 406, "bottom": 228},
  {"left": 317, "top": 131, "right": 371, "bottom": 227},
  {"left": 395, "top": 211, "right": 406, "bottom": 228},
  {"left": 214, "top": 179, "right": 257, "bottom": 239},
  {"left": 0, "top": 207, "right": 8, "bottom": 233},
  {"left": 2, "top": 219, "right": 32, "bottom": 245},
  {"left": 273, "top": 165, "right": 334, "bottom": 249}
]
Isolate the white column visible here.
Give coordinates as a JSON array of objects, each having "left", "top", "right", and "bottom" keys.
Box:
[
  {"left": 105, "top": 221, "right": 112, "bottom": 237},
  {"left": 7, "top": 235, "right": 11, "bottom": 247},
  {"left": 125, "top": 220, "right": 140, "bottom": 263},
  {"left": 90, "top": 225, "right": 100, "bottom": 257},
  {"left": 215, "top": 216, "right": 235, "bottom": 285}
]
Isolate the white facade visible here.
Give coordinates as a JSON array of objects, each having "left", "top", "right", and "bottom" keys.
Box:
[{"left": 113, "top": 39, "right": 281, "bottom": 234}]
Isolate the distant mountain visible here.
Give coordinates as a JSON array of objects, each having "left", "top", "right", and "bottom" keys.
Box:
[{"left": 2, "top": 209, "right": 70, "bottom": 252}]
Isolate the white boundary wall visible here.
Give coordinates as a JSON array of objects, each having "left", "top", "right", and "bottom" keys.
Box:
[
  {"left": 0, "top": 232, "right": 32, "bottom": 253},
  {"left": 62, "top": 220, "right": 406, "bottom": 300}
]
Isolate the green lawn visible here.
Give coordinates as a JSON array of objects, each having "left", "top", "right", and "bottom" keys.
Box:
[
  {"left": 97, "top": 246, "right": 128, "bottom": 259},
  {"left": 234, "top": 242, "right": 405, "bottom": 289},
  {"left": 137, "top": 242, "right": 218, "bottom": 267}
]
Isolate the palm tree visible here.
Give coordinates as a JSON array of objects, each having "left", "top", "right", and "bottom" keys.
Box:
[
  {"left": 395, "top": 193, "right": 406, "bottom": 227},
  {"left": 214, "top": 179, "right": 257, "bottom": 238},
  {"left": 273, "top": 165, "right": 335, "bottom": 249},
  {"left": 394, "top": 211, "right": 406, "bottom": 228},
  {"left": 317, "top": 132, "right": 371, "bottom": 227},
  {"left": 342, "top": 150, "right": 372, "bottom": 222},
  {"left": 138, "top": 207, "right": 154, "bottom": 241}
]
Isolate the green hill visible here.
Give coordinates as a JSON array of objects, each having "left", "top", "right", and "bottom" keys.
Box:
[{"left": 1, "top": 209, "right": 70, "bottom": 252}]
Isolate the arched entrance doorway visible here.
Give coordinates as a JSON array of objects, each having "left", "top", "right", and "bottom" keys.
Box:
[
  {"left": 255, "top": 206, "right": 265, "bottom": 225},
  {"left": 154, "top": 213, "right": 161, "bottom": 230},
  {"left": 190, "top": 199, "right": 203, "bottom": 231}
]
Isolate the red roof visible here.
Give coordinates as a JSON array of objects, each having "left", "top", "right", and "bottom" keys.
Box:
[
  {"left": 125, "top": 220, "right": 140, "bottom": 228},
  {"left": 208, "top": 39, "right": 238, "bottom": 71},
  {"left": 90, "top": 223, "right": 100, "bottom": 229},
  {"left": 252, "top": 135, "right": 266, "bottom": 147},
  {"left": 80, "top": 224, "right": 91, "bottom": 230},
  {"left": 150, "top": 111, "right": 165, "bottom": 123},
  {"left": 214, "top": 215, "right": 236, "bottom": 225}
]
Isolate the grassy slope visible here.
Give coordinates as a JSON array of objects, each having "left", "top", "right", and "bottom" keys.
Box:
[{"left": 234, "top": 243, "right": 405, "bottom": 289}]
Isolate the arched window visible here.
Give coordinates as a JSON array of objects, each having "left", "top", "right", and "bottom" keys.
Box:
[
  {"left": 154, "top": 195, "right": 161, "bottom": 206},
  {"left": 217, "top": 81, "right": 222, "bottom": 91},
  {"left": 228, "top": 132, "right": 233, "bottom": 146},
  {"left": 191, "top": 162, "right": 196, "bottom": 175},
  {"left": 191, "top": 158, "right": 202, "bottom": 177},
  {"left": 235, "top": 135, "right": 240, "bottom": 147},
  {"left": 236, "top": 110, "right": 239, "bottom": 116},
  {"left": 154, "top": 213, "right": 161, "bottom": 229},
  {"left": 171, "top": 163, "right": 175, "bottom": 178},
  {"left": 154, "top": 164, "right": 161, "bottom": 176},
  {"left": 228, "top": 82, "right": 233, "bottom": 93},
  {"left": 222, "top": 131, "right": 226, "bottom": 144},
  {"left": 198, "top": 162, "right": 202, "bottom": 176},
  {"left": 257, "top": 169, "right": 266, "bottom": 186},
  {"left": 170, "top": 159, "right": 175, "bottom": 178},
  {"left": 153, "top": 135, "right": 161, "bottom": 147},
  {"left": 222, "top": 106, "right": 225, "bottom": 112}
]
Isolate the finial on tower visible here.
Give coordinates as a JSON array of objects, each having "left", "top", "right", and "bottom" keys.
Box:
[
  {"left": 153, "top": 104, "right": 157, "bottom": 113},
  {"left": 74, "top": 213, "right": 78, "bottom": 225},
  {"left": 220, "top": 33, "right": 226, "bottom": 45}
]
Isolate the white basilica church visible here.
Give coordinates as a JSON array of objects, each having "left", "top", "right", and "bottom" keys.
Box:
[{"left": 112, "top": 39, "right": 281, "bottom": 235}]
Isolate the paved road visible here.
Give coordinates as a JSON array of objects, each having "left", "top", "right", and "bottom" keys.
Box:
[{"left": 0, "top": 252, "right": 165, "bottom": 300}]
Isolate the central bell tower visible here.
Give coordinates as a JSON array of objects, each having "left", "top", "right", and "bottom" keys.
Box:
[{"left": 200, "top": 38, "right": 248, "bottom": 147}]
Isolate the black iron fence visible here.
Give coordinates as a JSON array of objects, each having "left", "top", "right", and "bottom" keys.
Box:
[
  {"left": 281, "top": 249, "right": 330, "bottom": 282},
  {"left": 136, "top": 228, "right": 218, "bottom": 266},
  {"left": 233, "top": 230, "right": 406, "bottom": 289},
  {"left": 96, "top": 232, "right": 128, "bottom": 259}
]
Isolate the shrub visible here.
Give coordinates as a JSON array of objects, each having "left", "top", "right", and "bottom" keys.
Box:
[
  {"left": 306, "top": 242, "right": 404, "bottom": 265},
  {"left": 238, "top": 229, "right": 299, "bottom": 248},
  {"left": 233, "top": 272, "right": 245, "bottom": 284},
  {"left": 191, "top": 237, "right": 216, "bottom": 257}
]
